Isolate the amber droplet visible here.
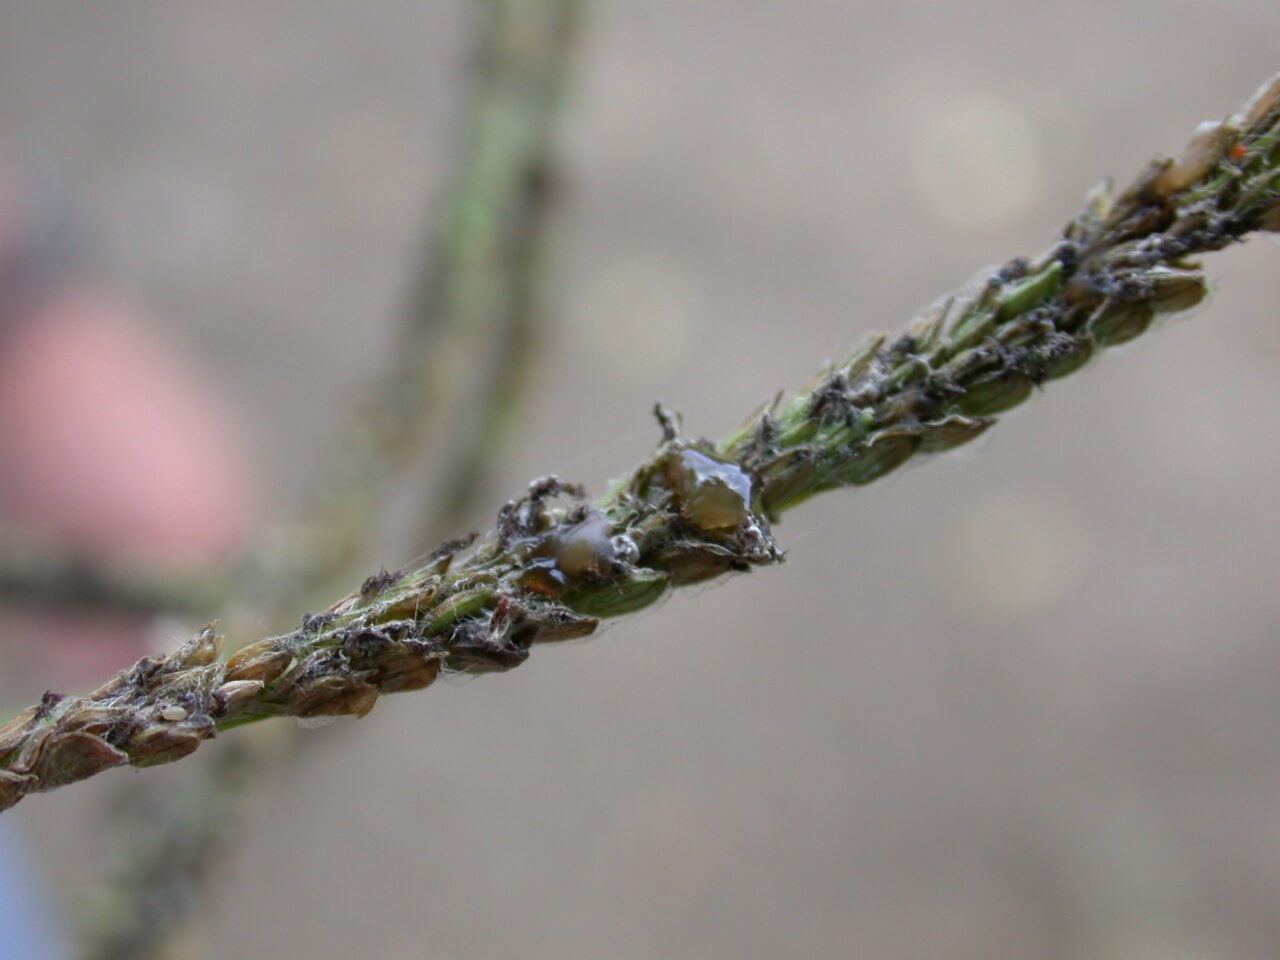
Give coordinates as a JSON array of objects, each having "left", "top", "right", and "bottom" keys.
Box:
[
  {"left": 516, "top": 511, "right": 622, "bottom": 598},
  {"left": 517, "top": 558, "right": 570, "bottom": 597},
  {"left": 553, "top": 512, "right": 617, "bottom": 578},
  {"left": 663, "top": 448, "right": 756, "bottom": 531}
]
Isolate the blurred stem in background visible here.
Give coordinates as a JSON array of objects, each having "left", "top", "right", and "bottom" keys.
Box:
[
  {"left": 274, "top": 0, "right": 586, "bottom": 599},
  {"left": 0, "top": 536, "right": 218, "bottom": 617},
  {"left": 406, "top": 0, "right": 582, "bottom": 545},
  {"left": 78, "top": 1, "right": 588, "bottom": 957}
]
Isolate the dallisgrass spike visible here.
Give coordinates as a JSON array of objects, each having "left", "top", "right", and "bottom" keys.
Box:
[{"left": 3, "top": 73, "right": 1280, "bottom": 812}]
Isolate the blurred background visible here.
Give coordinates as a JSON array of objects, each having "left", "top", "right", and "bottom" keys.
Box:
[{"left": 2, "top": 1, "right": 1280, "bottom": 958}]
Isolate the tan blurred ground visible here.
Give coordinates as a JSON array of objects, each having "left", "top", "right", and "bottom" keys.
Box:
[{"left": 3, "top": 2, "right": 1280, "bottom": 958}]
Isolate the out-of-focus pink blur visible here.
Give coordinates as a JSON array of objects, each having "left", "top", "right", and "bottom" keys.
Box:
[{"left": 0, "top": 173, "right": 258, "bottom": 682}]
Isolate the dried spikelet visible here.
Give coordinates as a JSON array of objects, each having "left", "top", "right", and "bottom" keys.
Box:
[
  {"left": 288, "top": 676, "right": 379, "bottom": 719},
  {"left": 958, "top": 369, "right": 1035, "bottom": 417},
  {"left": 379, "top": 582, "right": 439, "bottom": 621},
  {"left": 1089, "top": 300, "right": 1155, "bottom": 347},
  {"left": 224, "top": 641, "right": 294, "bottom": 685},
  {"left": 524, "top": 608, "right": 598, "bottom": 644},
  {"left": 561, "top": 569, "right": 669, "bottom": 618},
  {"left": 32, "top": 732, "right": 128, "bottom": 790},
  {"left": 1111, "top": 157, "right": 1173, "bottom": 214},
  {"left": 918, "top": 415, "right": 995, "bottom": 454},
  {"left": 373, "top": 657, "right": 441, "bottom": 694},
  {"left": 843, "top": 429, "right": 921, "bottom": 485},
  {"left": 1145, "top": 267, "right": 1208, "bottom": 314},
  {"left": 60, "top": 705, "right": 128, "bottom": 737},
  {"left": 362, "top": 640, "right": 443, "bottom": 694},
  {"left": 128, "top": 726, "right": 206, "bottom": 767},
  {"left": 1236, "top": 73, "right": 1280, "bottom": 130},
  {"left": 1155, "top": 120, "right": 1234, "bottom": 197},
  {"left": 0, "top": 770, "right": 35, "bottom": 812},
  {"left": 211, "top": 680, "right": 265, "bottom": 716},
  {"left": 0, "top": 708, "right": 39, "bottom": 759},
  {"left": 171, "top": 625, "right": 223, "bottom": 669},
  {"left": 11, "top": 727, "right": 53, "bottom": 774}
]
